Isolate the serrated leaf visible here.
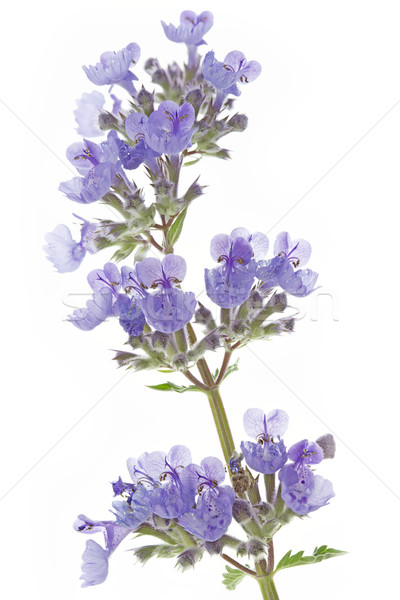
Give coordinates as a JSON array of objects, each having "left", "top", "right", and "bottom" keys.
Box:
[
  {"left": 223, "top": 359, "right": 240, "bottom": 381},
  {"left": 146, "top": 381, "right": 201, "bottom": 393},
  {"left": 166, "top": 208, "right": 187, "bottom": 247},
  {"left": 222, "top": 566, "right": 247, "bottom": 590},
  {"left": 274, "top": 546, "right": 347, "bottom": 574}
]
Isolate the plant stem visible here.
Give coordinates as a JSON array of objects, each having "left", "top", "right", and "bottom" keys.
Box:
[
  {"left": 221, "top": 554, "right": 257, "bottom": 577},
  {"left": 216, "top": 350, "right": 232, "bottom": 385},
  {"left": 206, "top": 387, "right": 235, "bottom": 464},
  {"left": 257, "top": 576, "right": 280, "bottom": 600}
]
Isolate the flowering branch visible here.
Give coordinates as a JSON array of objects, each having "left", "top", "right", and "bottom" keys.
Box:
[{"left": 45, "top": 8, "right": 345, "bottom": 599}]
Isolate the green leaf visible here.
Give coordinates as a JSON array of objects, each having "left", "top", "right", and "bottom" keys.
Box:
[
  {"left": 166, "top": 208, "right": 187, "bottom": 247},
  {"left": 184, "top": 157, "right": 202, "bottom": 166},
  {"left": 274, "top": 546, "right": 347, "bottom": 574},
  {"left": 222, "top": 566, "right": 247, "bottom": 591},
  {"left": 223, "top": 359, "right": 240, "bottom": 381},
  {"left": 213, "top": 359, "right": 240, "bottom": 382},
  {"left": 146, "top": 381, "right": 201, "bottom": 393}
]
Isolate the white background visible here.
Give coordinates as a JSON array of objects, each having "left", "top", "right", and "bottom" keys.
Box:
[{"left": 1, "top": 1, "right": 399, "bottom": 598}]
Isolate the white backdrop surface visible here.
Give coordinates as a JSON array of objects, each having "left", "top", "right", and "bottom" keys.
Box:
[{"left": 1, "top": 1, "right": 399, "bottom": 599}]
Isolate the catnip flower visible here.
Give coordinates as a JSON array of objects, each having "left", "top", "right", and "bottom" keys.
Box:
[
  {"left": 145, "top": 101, "right": 196, "bottom": 155},
  {"left": 74, "top": 91, "right": 105, "bottom": 138},
  {"left": 124, "top": 112, "right": 161, "bottom": 170},
  {"left": 128, "top": 445, "right": 196, "bottom": 518},
  {"left": 59, "top": 132, "right": 121, "bottom": 204},
  {"left": 68, "top": 263, "right": 146, "bottom": 333},
  {"left": 178, "top": 456, "right": 235, "bottom": 542},
  {"left": 44, "top": 217, "right": 97, "bottom": 273},
  {"left": 205, "top": 228, "right": 268, "bottom": 308},
  {"left": 74, "top": 92, "right": 122, "bottom": 138},
  {"left": 136, "top": 255, "right": 196, "bottom": 333},
  {"left": 241, "top": 408, "right": 289, "bottom": 474},
  {"left": 83, "top": 43, "right": 141, "bottom": 96},
  {"left": 203, "top": 50, "right": 261, "bottom": 110},
  {"left": 161, "top": 11, "right": 213, "bottom": 46},
  {"left": 74, "top": 516, "right": 131, "bottom": 587},
  {"left": 279, "top": 439, "right": 335, "bottom": 515},
  {"left": 257, "top": 231, "right": 319, "bottom": 297}
]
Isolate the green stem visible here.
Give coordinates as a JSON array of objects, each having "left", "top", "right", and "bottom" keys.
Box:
[
  {"left": 257, "top": 576, "right": 280, "bottom": 600},
  {"left": 206, "top": 387, "right": 235, "bottom": 464}
]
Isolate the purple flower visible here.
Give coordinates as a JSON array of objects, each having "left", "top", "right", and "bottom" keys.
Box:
[
  {"left": 130, "top": 445, "right": 196, "bottom": 519},
  {"left": 202, "top": 50, "right": 261, "bottom": 96},
  {"left": 44, "top": 217, "right": 97, "bottom": 273},
  {"left": 240, "top": 408, "right": 289, "bottom": 474},
  {"left": 74, "top": 515, "right": 130, "bottom": 587},
  {"left": 279, "top": 440, "right": 334, "bottom": 515},
  {"left": 111, "top": 485, "right": 151, "bottom": 529},
  {"left": 257, "top": 232, "right": 319, "bottom": 297},
  {"left": 60, "top": 133, "right": 122, "bottom": 204},
  {"left": 205, "top": 229, "right": 267, "bottom": 308},
  {"left": 113, "top": 294, "right": 146, "bottom": 336},
  {"left": 68, "top": 263, "right": 146, "bottom": 334},
  {"left": 68, "top": 287, "right": 114, "bottom": 331},
  {"left": 178, "top": 456, "right": 235, "bottom": 542},
  {"left": 83, "top": 43, "right": 141, "bottom": 95},
  {"left": 274, "top": 231, "right": 311, "bottom": 268},
  {"left": 74, "top": 91, "right": 105, "bottom": 138},
  {"left": 124, "top": 112, "right": 161, "bottom": 168},
  {"left": 136, "top": 255, "right": 196, "bottom": 333},
  {"left": 161, "top": 11, "right": 213, "bottom": 46},
  {"left": 145, "top": 101, "right": 196, "bottom": 155}
]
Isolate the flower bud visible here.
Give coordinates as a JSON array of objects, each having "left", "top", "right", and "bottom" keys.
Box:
[
  {"left": 137, "top": 86, "right": 154, "bottom": 116},
  {"left": 176, "top": 547, "right": 203, "bottom": 571},
  {"left": 228, "top": 113, "right": 248, "bottom": 132},
  {"left": 184, "top": 88, "right": 205, "bottom": 115},
  {"left": 316, "top": 433, "right": 336, "bottom": 459},
  {"left": 98, "top": 111, "right": 119, "bottom": 131},
  {"left": 172, "top": 353, "right": 188, "bottom": 372},
  {"left": 232, "top": 499, "right": 252, "bottom": 524}
]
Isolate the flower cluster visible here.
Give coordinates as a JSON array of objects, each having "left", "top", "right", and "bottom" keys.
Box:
[
  {"left": 68, "top": 254, "right": 196, "bottom": 334},
  {"left": 205, "top": 228, "right": 318, "bottom": 309},
  {"left": 74, "top": 409, "right": 334, "bottom": 587},
  {"left": 45, "top": 9, "right": 262, "bottom": 276}
]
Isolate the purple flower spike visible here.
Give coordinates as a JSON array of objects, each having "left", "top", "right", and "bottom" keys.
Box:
[
  {"left": 83, "top": 43, "right": 141, "bottom": 95},
  {"left": 161, "top": 11, "right": 213, "bottom": 46},
  {"left": 44, "top": 218, "right": 97, "bottom": 273},
  {"left": 240, "top": 407, "right": 289, "bottom": 474},
  {"left": 74, "top": 91, "right": 105, "bottom": 138},
  {"left": 145, "top": 101, "right": 196, "bottom": 155},
  {"left": 279, "top": 438, "right": 335, "bottom": 515},
  {"left": 202, "top": 50, "right": 261, "bottom": 96}
]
